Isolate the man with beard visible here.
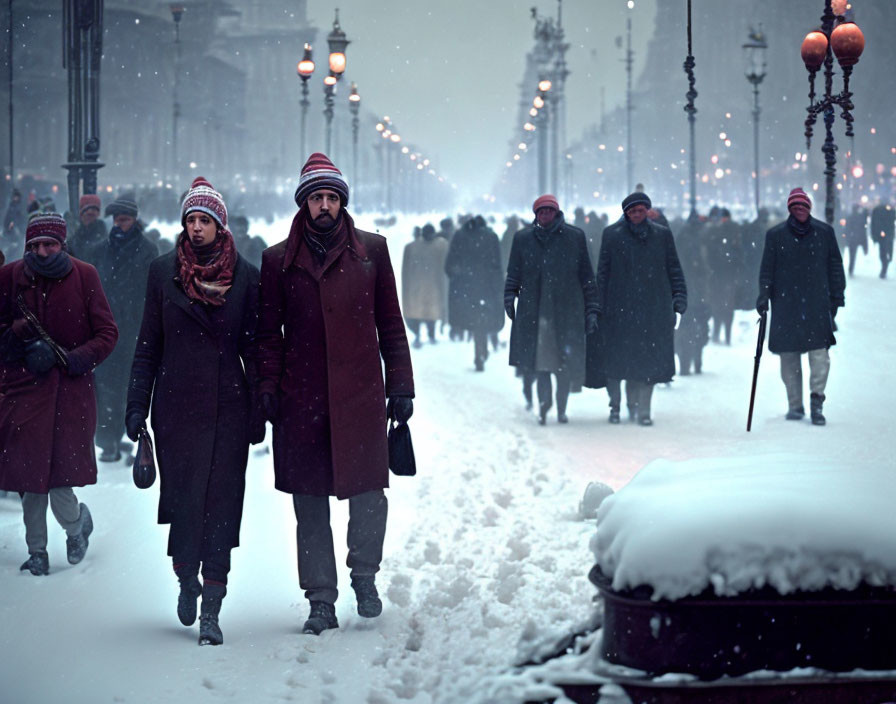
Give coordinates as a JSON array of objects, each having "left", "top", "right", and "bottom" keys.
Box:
[
  {"left": 91, "top": 193, "right": 159, "bottom": 461},
  {"left": 257, "top": 153, "right": 414, "bottom": 636},
  {"left": 756, "top": 188, "right": 845, "bottom": 425},
  {"left": 596, "top": 192, "right": 687, "bottom": 426}
]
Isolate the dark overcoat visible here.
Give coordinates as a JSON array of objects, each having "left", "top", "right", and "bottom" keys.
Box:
[
  {"left": 66, "top": 219, "right": 108, "bottom": 261},
  {"left": 596, "top": 218, "right": 687, "bottom": 384},
  {"left": 257, "top": 214, "right": 414, "bottom": 500},
  {"left": 0, "top": 258, "right": 118, "bottom": 492},
  {"left": 505, "top": 219, "right": 597, "bottom": 389},
  {"left": 127, "top": 251, "right": 259, "bottom": 557},
  {"left": 444, "top": 220, "right": 505, "bottom": 333},
  {"left": 758, "top": 217, "right": 846, "bottom": 354},
  {"left": 90, "top": 226, "right": 159, "bottom": 395}
]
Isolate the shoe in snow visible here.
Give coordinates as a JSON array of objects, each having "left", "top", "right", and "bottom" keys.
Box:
[
  {"left": 786, "top": 407, "right": 805, "bottom": 421},
  {"left": 352, "top": 577, "right": 383, "bottom": 618},
  {"left": 608, "top": 409, "right": 620, "bottom": 424},
  {"left": 198, "top": 584, "right": 226, "bottom": 646},
  {"left": 175, "top": 566, "right": 202, "bottom": 626},
  {"left": 639, "top": 416, "right": 654, "bottom": 427},
  {"left": 810, "top": 393, "right": 826, "bottom": 426},
  {"left": 99, "top": 447, "right": 121, "bottom": 462},
  {"left": 20, "top": 552, "right": 49, "bottom": 576},
  {"left": 66, "top": 503, "right": 93, "bottom": 564},
  {"left": 302, "top": 601, "right": 338, "bottom": 635}
]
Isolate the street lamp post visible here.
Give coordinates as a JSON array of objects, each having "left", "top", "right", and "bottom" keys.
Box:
[
  {"left": 324, "top": 9, "right": 349, "bottom": 157},
  {"left": 7, "top": 0, "right": 13, "bottom": 189},
  {"left": 682, "top": 0, "right": 698, "bottom": 218},
  {"left": 801, "top": 0, "right": 865, "bottom": 225},
  {"left": 624, "top": 10, "right": 634, "bottom": 192},
  {"left": 62, "top": 0, "right": 104, "bottom": 215},
  {"left": 743, "top": 27, "right": 767, "bottom": 218},
  {"left": 170, "top": 4, "right": 184, "bottom": 184},
  {"left": 349, "top": 82, "right": 360, "bottom": 194},
  {"left": 296, "top": 43, "right": 314, "bottom": 160},
  {"left": 536, "top": 80, "right": 551, "bottom": 194}
]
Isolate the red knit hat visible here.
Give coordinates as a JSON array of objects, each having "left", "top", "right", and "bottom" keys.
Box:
[
  {"left": 79, "top": 193, "right": 101, "bottom": 215},
  {"left": 532, "top": 194, "right": 559, "bottom": 214},
  {"left": 294, "top": 152, "right": 349, "bottom": 207},
  {"left": 181, "top": 176, "right": 228, "bottom": 230},
  {"left": 25, "top": 212, "right": 67, "bottom": 244},
  {"left": 787, "top": 187, "right": 812, "bottom": 211}
]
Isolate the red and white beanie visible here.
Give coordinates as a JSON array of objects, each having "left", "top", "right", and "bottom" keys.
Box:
[
  {"left": 181, "top": 176, "right": 228, "bottom": 229},
  {"left": 25, "top": 212, "right": 67, "bottom": 244},
  {"left": 787, "top": 187, "right": 812, "bottom": 211},
  {"left": 293, "top": 152, "right": 349, "bottom": 208}
]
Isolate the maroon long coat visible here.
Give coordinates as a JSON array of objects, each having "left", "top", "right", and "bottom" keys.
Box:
[
  {"left": 257, "top": 212, "right": 414, "bottom": 499},
  {"left": 0, "top": 258, "right": 118, "bottom": 493}
]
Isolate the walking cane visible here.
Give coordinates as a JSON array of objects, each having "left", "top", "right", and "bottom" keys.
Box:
[{"left": 746, "top": 311, "right": 768, "bottom": 432}]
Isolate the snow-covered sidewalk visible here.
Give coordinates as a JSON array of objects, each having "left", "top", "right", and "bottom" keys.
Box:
[{"left": 0, "top": 221, "right": 891, "bottom": 704}]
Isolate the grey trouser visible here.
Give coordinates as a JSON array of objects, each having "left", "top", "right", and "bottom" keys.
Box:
[
  {"left": 21, "top": 488, "right": 82, "bottom": 554},
  {"left": 607, "top": 378, "right": 655, "bottom": 419},
  {"left": 293, "top": 489, "right": 388, "bottom": 605},
  {"left": 779, "top": 349, "right": 830, "bottom": 411}
]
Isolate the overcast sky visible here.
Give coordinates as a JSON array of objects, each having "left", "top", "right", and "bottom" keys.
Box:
[{"left": 306, "top": 0, "right": 657, "bottom": 205}]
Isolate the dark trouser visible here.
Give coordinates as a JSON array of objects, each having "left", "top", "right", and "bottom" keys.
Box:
[
  {"left": 172, "top": 554, "right": 232, "bottom": 586},
  {"left": 95, "top": 373, "right": 128, "bottom": 453},
  {"left": 847, "top": 243, "right": 860, "bottom": 275},
  {"left": 293, "top": 489, "right": 388, "bottom": 605},
  {"left": 607, "top": 378, "right": 655, "bottom": 419},
  {"left": 521, "top": 370, "right": 536, "bottom": 406},
  {"left": 712, "top": 307, "right": 734, "bottom": 345},
  {"left": 21, "top": 488, "right": 82, "bottom": 554},
  {"left": 536, "top": 371, "right": 570, "bottom": 416},
  {"left": 881, "top": 239, "right": 893, "bottom": 278},
  {"left": 473, "top": 327, "right": 489, "bottom": 366}
]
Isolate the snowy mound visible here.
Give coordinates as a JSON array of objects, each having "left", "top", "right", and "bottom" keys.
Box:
[{"left": 591, "top": 455, "right": 896, "bottom": 601}]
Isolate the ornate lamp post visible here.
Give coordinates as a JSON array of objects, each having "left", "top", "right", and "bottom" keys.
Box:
[
  {"left": 348, "top": 82, "right": 360, "bottom": 190},
  {"left": 296, "top": 43, "right": 314, "bottom": 160},
  {"left": 536, "top": 79, "right": 551, "bottom": 194},
  {"left": 743, "top": 27, "right": 767, "bottom": 218},
  {"left": 323, "top": 9, "right": 349, "bottom": 156},
  {"left": 801, "top": 0, "right": 864, "bottom": 224},
  {"left": 170, "top": 4, "right": 184, "bottom": 184},
  {"left": 682, "top": 0, "right": 698, "bottom": 218}
]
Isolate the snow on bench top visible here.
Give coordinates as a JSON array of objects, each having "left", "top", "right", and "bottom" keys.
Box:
[{"left": 591, "top": 454, "right": 896, "bottom": 601}]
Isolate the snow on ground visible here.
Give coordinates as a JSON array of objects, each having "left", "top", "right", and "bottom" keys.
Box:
[{"left": 0, "top": 215, "right": 892, "bottom": 704}]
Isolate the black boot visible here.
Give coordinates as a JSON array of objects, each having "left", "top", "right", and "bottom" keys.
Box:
[
  {"left": 66, "top": 503, "right": 93, "bottom": 565},
  {"left": 538, "top": 403, "right": 549, "bottom": 425},
  {"left": 302, "top": 601, "right": 339, "bottom": 635},
  {"left": 608, "top": 408, "right": 620, "bottom": 424},
  {"left": 352, "top": 576, "right": 383, "bottom": 618},
  {"left": 810, "top": 393, "right": 826, "bottom": 426},
  {"left": 198, "top": 584, "right": 226, "bottom": 646},
  {"left": 174, "top": 564, "right": 202, "bottom": 627},
  {"left": 20, "top": 551, "right": 49, "bottom": 576},
  {"left": 522, "top": 384, "right": 533, "bottom": 411}
]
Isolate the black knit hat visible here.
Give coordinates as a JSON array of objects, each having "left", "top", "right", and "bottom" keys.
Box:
[
  {"left": 621, "top": 192, "right": 652, "bottom": 212},
  {"left": 105, "top": 193, "right": 139, "bottom": 218}
]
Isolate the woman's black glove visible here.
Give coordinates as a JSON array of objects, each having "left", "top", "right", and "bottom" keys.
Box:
[
  {"left": 387, "top": 396, "right": 414, "bottom": 423},
  {"left": 504, "top": 295, "right": 516, "bottom": 321},
  {"left": 673, "top": 297, "right": 687, "bottom": 315},
  {"left": 756, "top": 294, "right": 769, "bottom": 315},
  {"left": 23, "top": 339, "right": 56, "bottom": 375},
  {"left": 125, "top": 411, "right": 147, "bottom": 443}
]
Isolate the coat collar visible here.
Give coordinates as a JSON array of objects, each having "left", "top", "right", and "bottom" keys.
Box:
[{"left": 164, "top": 254, "right": 248, "bottom": 334}]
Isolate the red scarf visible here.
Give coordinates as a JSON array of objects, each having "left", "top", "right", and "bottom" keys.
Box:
[{"left": 176, "top": 230, "right": 237, "bottom": 306}]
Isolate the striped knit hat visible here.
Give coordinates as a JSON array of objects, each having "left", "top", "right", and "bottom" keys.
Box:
[
  {"left": 105, "top": 193, "right": 139, "bottom": 218},
  {"left": 787, "top": 187, "right": 812, "bottom": 211},
  {"left": 293, "top": 152, "right": 349, "bottom": 208},
  {"left": 25, "top": 212, "right": 67, "bottom": 244},
  {"left": 181, "top": 176, "right": 228, "bottom": 229}
]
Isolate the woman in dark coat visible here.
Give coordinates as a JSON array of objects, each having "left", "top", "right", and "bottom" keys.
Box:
[
  {"left": 596, "top": 192, "right": 687, "bottom": 425},
  {"left": 0, "top": 212, "right": 118, "bottom": 575},
  {"left": 444, "top": 215, "right": 504, "bottom": 370},
  {"left": 126, "top": 177, "right": 263, "bottom": 646}
]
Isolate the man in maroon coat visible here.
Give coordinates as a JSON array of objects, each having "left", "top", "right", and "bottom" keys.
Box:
[
  {"left": 257, "top": 153, "right": 414, "bottom": 635},
  {"left": 0, "top": 212, "right": 118, "bottom": 575}
]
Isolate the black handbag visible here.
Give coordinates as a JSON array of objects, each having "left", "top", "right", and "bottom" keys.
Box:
[
  {"left": 132, "top": 427, "right": 157, "bottom": 489},
  {"left": 388, "top": 419, "right": 416, "bottom": 476}
]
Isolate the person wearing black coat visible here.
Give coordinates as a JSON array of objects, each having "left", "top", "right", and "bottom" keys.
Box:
[
  {"left": 596, "top": 192, "right": 687, "bottom": 426},
  {"left": 756, "top": 188, "right": 846, "bottom": 426},
  {"left": 445, "top": 214, "right": 504, "bottom": 370},
  {"left": 505, "top": 194, "right": 599, "bottom": 425},
  {"left": 843, "top": 204, "right": 868, "bottom": 277},
  {"left": 65, "top": 194, "right": 108, "bottom": 261},
  {"left": 126, "top": 178, "right": 263, "bottom": 646},
  {"left": 674, "top": 215, "right": 710, "bottom": 375},
  {"left": 90, "top": 193, "right": 159, "bottom": 461},
  {"left": 870, "top": 201, "right": 894, "bottom": 279}
]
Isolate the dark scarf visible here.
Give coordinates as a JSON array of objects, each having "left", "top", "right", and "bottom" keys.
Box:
[
  {"left": 176, "top": 231, "right": 237, "bottom": 306},
  {"left": 283, "top": 203, "right": 355, "bottom": 270},
  {"left": 625, "top": 215, "right": 650, "bottom": 241},
  {"left": 24, "top": 250, "right": 73, "bottom": 279},
  {"left": 109, "top": 224, "right": 142, "bottom": 248},
  {"left": 787, "top": 214, "right": 813, "bottom": 237},
  {"left": 533, "top": 211, "right": 564, "bottom": 246}
]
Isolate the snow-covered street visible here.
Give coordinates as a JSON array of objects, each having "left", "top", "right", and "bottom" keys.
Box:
[{"left": 0, "top": 219, "right": 893, "bottom": 704}]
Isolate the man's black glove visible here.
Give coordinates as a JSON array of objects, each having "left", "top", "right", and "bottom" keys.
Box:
[
  {"left": 65, "top": 349, "right": 91, "bottom": 377},
  {"left": 585, "top": 312, "right": 599, "bottom": 334},
  {"left": 673, "top": 297, "right": 687, "bottom": 315},
  {"left": 756, "top": 295, "right": 769, "bottom": 315},
  {"left": 504, "top": 295, "right": 516, "bottom": 321},
  {"left": 125, "top": 411, "right": 146, "bottom": 443},
  {"left": 387, "top": 396, "right": 414, "bottom": 424},
  {"left": 261, "top": 392, "right": 279, "bottom": 424},
  {"left": 23, "top": 339, "right": 56, "bottom": 375}
]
